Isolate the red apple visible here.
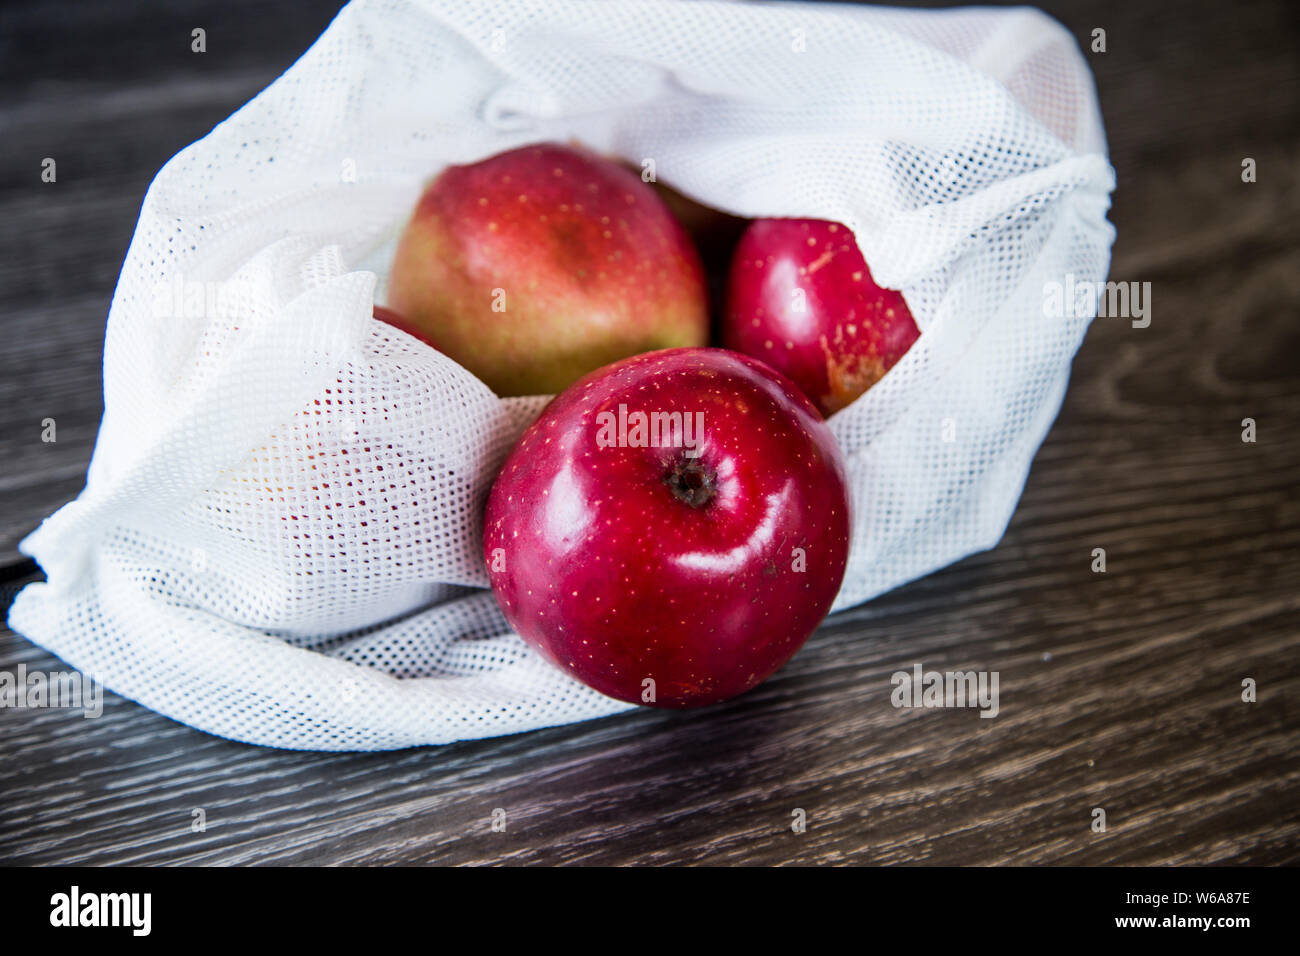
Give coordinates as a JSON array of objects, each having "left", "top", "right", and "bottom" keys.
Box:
[
  {"left": 387, "top": 143, "right": 708, "bottom": 396},
  {"left": 484, "top": 347, "right": 851, "bottom": 708},
  {"left": 372, "top": 305, "right": 437, "bottom": 350},
  {"left": 724, "top": 219, "right": 919, "bottom": 417}
]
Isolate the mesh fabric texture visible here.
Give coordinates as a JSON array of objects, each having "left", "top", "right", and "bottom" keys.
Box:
[{"left": 9, "top": 0, "right": 1115, "bottom": 749}]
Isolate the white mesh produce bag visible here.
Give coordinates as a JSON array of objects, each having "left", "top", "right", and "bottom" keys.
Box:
[{"left": 8, "top": 0, "right": 1115, "bottom": 750}]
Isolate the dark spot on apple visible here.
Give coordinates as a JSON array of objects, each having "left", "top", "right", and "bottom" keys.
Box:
[
  {"left": 665, "top": 458, "right": 716, "bottom": 509},
  {"left": 547, "top": 218, "right": 593, "bottom": 272}
]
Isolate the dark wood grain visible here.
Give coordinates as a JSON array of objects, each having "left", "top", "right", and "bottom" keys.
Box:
[{"left": 1, "top": 0, "right": 1297, "bottom": 866}]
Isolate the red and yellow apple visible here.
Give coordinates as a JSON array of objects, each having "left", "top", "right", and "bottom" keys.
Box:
[{"left": 387, "top": 143, "right": 708, "bottom": 396}]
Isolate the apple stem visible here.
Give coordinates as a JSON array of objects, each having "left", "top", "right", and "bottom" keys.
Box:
[{"left": 666, "top": 458, "right": 716, "bottom": 508}]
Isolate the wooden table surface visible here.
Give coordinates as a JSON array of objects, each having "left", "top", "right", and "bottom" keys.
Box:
[{"left": 1, "top": 0, "right": 1297, "bottom": 866}]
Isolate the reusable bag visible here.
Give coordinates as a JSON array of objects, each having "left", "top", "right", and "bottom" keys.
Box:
[{"left": 9, "top": 0, "right": 1115, "bottom": 749}]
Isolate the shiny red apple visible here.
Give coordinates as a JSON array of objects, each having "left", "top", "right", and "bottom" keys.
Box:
[
  {"left": 724, "top": 218, "right": 919, "bottom": 416},
  {"left": 372, "top": 305, "right": 437, "bottom": 350},
  {"left": 484, "top": 347, "right": 851, "bottom": 708},
  {"left": 387, "top": 143, "right": 708, "bottom": 396}
]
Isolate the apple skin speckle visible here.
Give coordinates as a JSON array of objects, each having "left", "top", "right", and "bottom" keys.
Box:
[
  {"left": 484, "top": 347, "right": 851, "bottom": 708},
  {"left": 723, "top": 219, "right": 919, "bottom": 417}
]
